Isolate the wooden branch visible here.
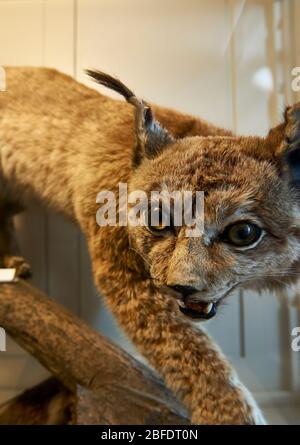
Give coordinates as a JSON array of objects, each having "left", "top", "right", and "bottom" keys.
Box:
[{"left": 0, "top": 280, "right": 189, "bottom": 424}]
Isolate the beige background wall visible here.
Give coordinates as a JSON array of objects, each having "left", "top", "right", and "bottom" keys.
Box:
[{"left": 0, "top": 0, "right": 299, "bottom": 418}]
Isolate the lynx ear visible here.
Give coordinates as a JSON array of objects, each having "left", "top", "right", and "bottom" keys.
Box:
[
  {"left": 281, "top": 104, "right": 300, "bottom": 185},
  {"left": 86, "top": 70, "right": 174, "bottom": 167}
]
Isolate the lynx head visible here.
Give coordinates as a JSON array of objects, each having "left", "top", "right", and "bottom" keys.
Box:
[{"left": 88, "top": 70, "right": 300, "bottom": 320}]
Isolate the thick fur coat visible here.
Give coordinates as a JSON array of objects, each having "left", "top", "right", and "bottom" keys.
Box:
[{"left": 2, "top": 67, "right": 299, "bottom": 424}]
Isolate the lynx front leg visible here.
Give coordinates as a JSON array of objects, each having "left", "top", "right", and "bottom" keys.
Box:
[
  {"left": 88, "top": 241, "right": 265, "bottom": 424},
  {"left": 0, "top": 205, "right": 31, "bottom": 279},
  {"left": 104, "top": 277, "right": 265, "bottom": 425}
]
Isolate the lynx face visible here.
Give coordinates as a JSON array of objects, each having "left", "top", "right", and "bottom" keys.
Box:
[
  {"left": 128, "top": 129, "right": 300, "bottom": 320},
  {"left": 88, "top": 71, "right": 300, "bottom": 320}
]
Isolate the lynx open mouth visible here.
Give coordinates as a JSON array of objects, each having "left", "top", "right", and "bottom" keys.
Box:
[{"left": 178, "top": 301, "right": 217, "bottom": 320}]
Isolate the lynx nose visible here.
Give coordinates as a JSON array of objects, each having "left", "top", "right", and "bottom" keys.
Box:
[{"left": 169, "top": 285, "right": 199, "bottom": 297}]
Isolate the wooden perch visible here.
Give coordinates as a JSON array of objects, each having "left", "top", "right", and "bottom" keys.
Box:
[{"left": 0, "top": 280, "right": 189, "bottom": 424}]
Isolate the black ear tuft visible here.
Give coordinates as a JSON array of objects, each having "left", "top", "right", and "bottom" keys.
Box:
[
  {"left": 86, "top": 69, "right": 174, "bottom": 167},
  {"left": 285, "top": 106, "right": 300, "bottom": 143},
  {"left": 281, "top": 105, "right": 300, "bottom": 185},
  {"left": 86, "top": 69, "right": 135, "bottom": 102}
]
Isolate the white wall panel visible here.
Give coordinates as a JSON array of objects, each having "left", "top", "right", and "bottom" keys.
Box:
[
  {"left": 76, "top": 0, "right": 233, "bottom": 129},
  {"left": 0, "top": 1, "right": 44, "bottom": 66}
]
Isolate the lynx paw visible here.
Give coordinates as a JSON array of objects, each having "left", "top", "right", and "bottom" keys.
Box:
[{"left": 3, "top": 255, "right": 32, "bottom": 279}]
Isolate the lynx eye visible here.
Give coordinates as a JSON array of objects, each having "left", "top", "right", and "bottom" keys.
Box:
[
  {"left": 148, "top": 205, "right": 171, "bottom": 234},
  {"left": 222, "top": 222, "right": 262, "bottom": 247}
]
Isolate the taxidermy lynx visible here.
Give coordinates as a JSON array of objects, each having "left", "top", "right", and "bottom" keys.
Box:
[{"left": 2, "top": 67, "right": 300, "bottom": 425}]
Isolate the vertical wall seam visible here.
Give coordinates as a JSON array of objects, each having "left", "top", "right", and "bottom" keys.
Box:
[
  {"left": 228, "top": 0, "right": 238, "bottom": 134},
  {"left": 73, "top": 0, "right": 82, "bottom": 316},
  {"left": 73, "top": 0, "right": 78, "bottom": 79}
]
